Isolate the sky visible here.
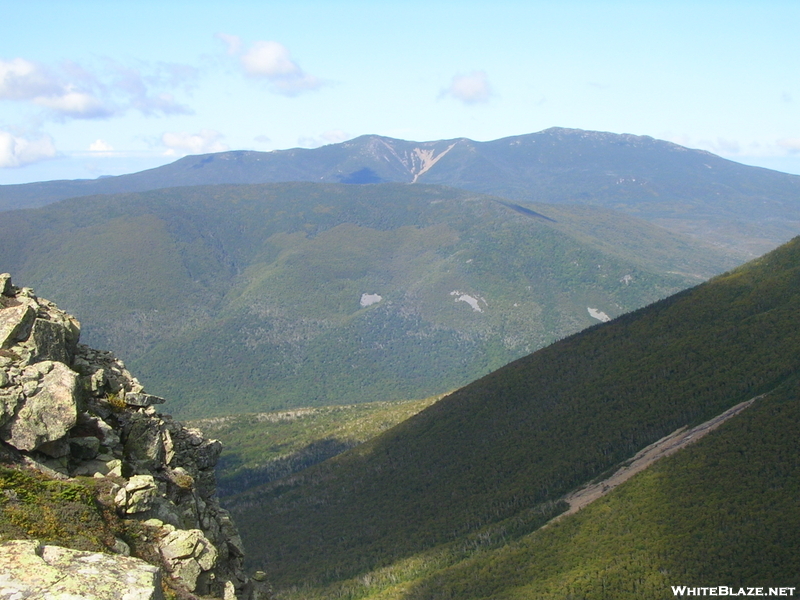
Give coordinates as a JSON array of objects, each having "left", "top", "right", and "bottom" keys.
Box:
[{"left": 1, "top": 0, "right": 799, "bottom": 184}]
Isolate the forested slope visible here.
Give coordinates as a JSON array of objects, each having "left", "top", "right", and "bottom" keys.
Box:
[
  {"left": 0, "top": 182, "right": 726, "bottom": 416},
  {"left": 225, "top": 235, "right": 800, "bottom": 589},
  {"left": 268, "top": 379, "right": 800, "bottom": 600}
]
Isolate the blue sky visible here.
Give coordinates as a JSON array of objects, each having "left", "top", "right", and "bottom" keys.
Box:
[{"left": 1, "top": 0, "right": 799, "bottom": 184}]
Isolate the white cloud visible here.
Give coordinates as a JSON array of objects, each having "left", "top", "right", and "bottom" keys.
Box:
[
  {"left": 442, "top": 71, "right": 493, "bottom": 105},
  {"left": 88, "top": 139, "right": 114, "bottom": 155},
  {"left": 0, "top": 58, "right": 113, "bottom": 119},
  {"left": 241, "top": 41, "right": 298, "bottom": 77},
  {"left": 254, "top": 135, "right": 271, "bottom": 143},
  {"left": 777, "top": 138, "right": 800, "bottom": 154},
  {"left": 232, "top": 40, "right": 322, "bottom": 96},
  {"left": 0, "top": 58, "right": 61, "bottom": 100},
  {"left": 0, "top": 131, "right": 57, "bottom": 168},
  {"left": 161, "top": 129, "right": 229, "bottom": 156},
  {"left": 33, "top": 88, "right": 113, "bottom": 119},
  {"left": 0, "top": 57, "right": 194, "bottom": 120}
]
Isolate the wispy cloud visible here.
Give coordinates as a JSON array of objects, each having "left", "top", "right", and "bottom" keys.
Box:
[
  {"left": 215, "top": 33, "right": 243, "bottom": 57},
  {"left": 441, "top": 71, "right": 493, "bottom": 105},
  {"left": 218, "top": 35, "right": 323, "bottom": 96},
  {"left": 0, "top": 58, "right": 113, "bottom": 119},
  {"left": 777, "top": 138, "right": 800, "bottom": 154},
  {"left": 714, "top": 137, "right": 741, "bottom": 154},
  {"left": 0, "top": 130, "right": 57, "bottom": 167},
  {"left": 298, "top": 129, "right": 350, "bottom": 148},
  {"left": 161, "top": 129, "right": 229, "bottom": 156},
  {"left": 0, "top": 56, "right": 195, "bottom": 120},
  {"left": 111, "top": 63, "right": 194, "bottom": 116}
]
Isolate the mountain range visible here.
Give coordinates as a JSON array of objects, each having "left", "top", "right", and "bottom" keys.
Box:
[{"left": 3, "top": 128, "right": 800, "bottom": 257}]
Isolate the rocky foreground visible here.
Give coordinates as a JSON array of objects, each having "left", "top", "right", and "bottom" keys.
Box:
[{"left": 0, "top": 274, "right": 269, "bottom": 599}]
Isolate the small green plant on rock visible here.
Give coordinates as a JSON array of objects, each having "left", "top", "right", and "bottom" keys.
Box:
[{"left": 106, "top": 392, "right": 127, "bottom": 411}]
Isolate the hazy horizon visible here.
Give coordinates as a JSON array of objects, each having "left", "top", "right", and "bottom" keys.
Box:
[{"left": 2, "top": 0, "right": 799, "bottom": 184}]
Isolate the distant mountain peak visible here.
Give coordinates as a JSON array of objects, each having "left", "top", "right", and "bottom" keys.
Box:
[{"left": 2, "top": 127, "right": 799, "bottom": 257}]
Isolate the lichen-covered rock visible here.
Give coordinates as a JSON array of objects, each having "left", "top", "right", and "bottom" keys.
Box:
[
  {"left": 115, "top": 474, "right": 159, "bottom": 514},
  {"left": 0, "top": 275, "right": 261, "bottom": 599},
  {"left": 0, "top": 361, "right": 78, "bottom": 454},
  {"left": 159, "top": 528, "right": 219, "bottom": 593},
  {"left": 28, "top": 317, "right": 71, "bottom": 363},
  {"left": 0, "top": 273, "right": 12, "bottom": 296},
  {"left": 0, "top": 388, "right": 22, "bottom": 429},
  {"left": 124, "top": 412, "right": 166, "bottom": 470},
  {"left": 126, "top": 392, "right": 167, "bottom": 407},
  {"left": 0, "top": 539, "right": 163, "bottom": 600},
  {"left": 0, "top": 301, "right": 35, "bottom": 348}
]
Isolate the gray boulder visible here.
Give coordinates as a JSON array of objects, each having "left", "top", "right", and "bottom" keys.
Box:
[
  {"left": 0, "top": 272, "right": 12, "bottom": 296},
  {"left": 114, "top": 474, "right": 159, "bottom": 514},
  {"left": 0, "top": 361, "right": 78, "bottom": 454},
  {"left": 159, "top": 528, "right": 218, "bottom": 593},
  {"left": 27, "top": 317, "right": 71, "bottom": 364},
  {"left": 0, "top": 301, "right": 35, "bottom": 348}
]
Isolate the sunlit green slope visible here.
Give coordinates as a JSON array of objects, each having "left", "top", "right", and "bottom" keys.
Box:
[
  {"left": 0, "top": 182, "right": 727, "bottom": 416},
  {"left": 224, "top": 236, "right": 800, "bottom": 589}
]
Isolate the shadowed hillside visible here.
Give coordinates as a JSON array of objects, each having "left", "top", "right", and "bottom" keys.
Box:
[{"left": 224, "top": 235, "right": 800, "bottom": 590}]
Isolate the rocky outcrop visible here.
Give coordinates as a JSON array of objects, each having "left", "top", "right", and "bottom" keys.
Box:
[
  {"left": 0, "top": 539, "right": 163, "bottom": 600},
  {"left": 0, "top": 275, "right": 268, "bottom": 600}
]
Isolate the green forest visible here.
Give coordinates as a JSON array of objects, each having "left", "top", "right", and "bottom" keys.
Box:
[
  {"left": 0, "top": 182, "right": 729, "bottom": 417},
  {"left": 221, "top": 235, "right": 800, "bottom": 593}
]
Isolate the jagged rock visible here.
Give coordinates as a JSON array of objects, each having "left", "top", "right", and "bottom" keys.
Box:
[
  {"left": 72, "top": 456, "right": 124, "bottom": 477},
  {"left": 0, "top": 361, "right": 78, "bottom": 454},
  {"left": 159, "top": 529, "right": 218, "bottom": 593},
  {"left": 27, "top": 317, "right": 71, "bottom": 363},
  {"left": 0, "top": 273, "right": 12, "bottom": 296},
  {"left": 126, "top": 392, "right": 167, "bottom": 407},
  {"left": 0, "top": 388, "right": 22, "bottom": 429},
  {"left": 124, "top": 413, "right": 166, "bottom": 469},
  {"left": 0, "top": 539, "right": 163, "bottom": 600},
  {"left": 115, "top": 474, "right": 159, "bottom": 514},
  {"left": 195, "top": 438, "right": 223, "bottom": 469},
  {"left": 0, "top": 301, "right": 35, "bottom": 348}
]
